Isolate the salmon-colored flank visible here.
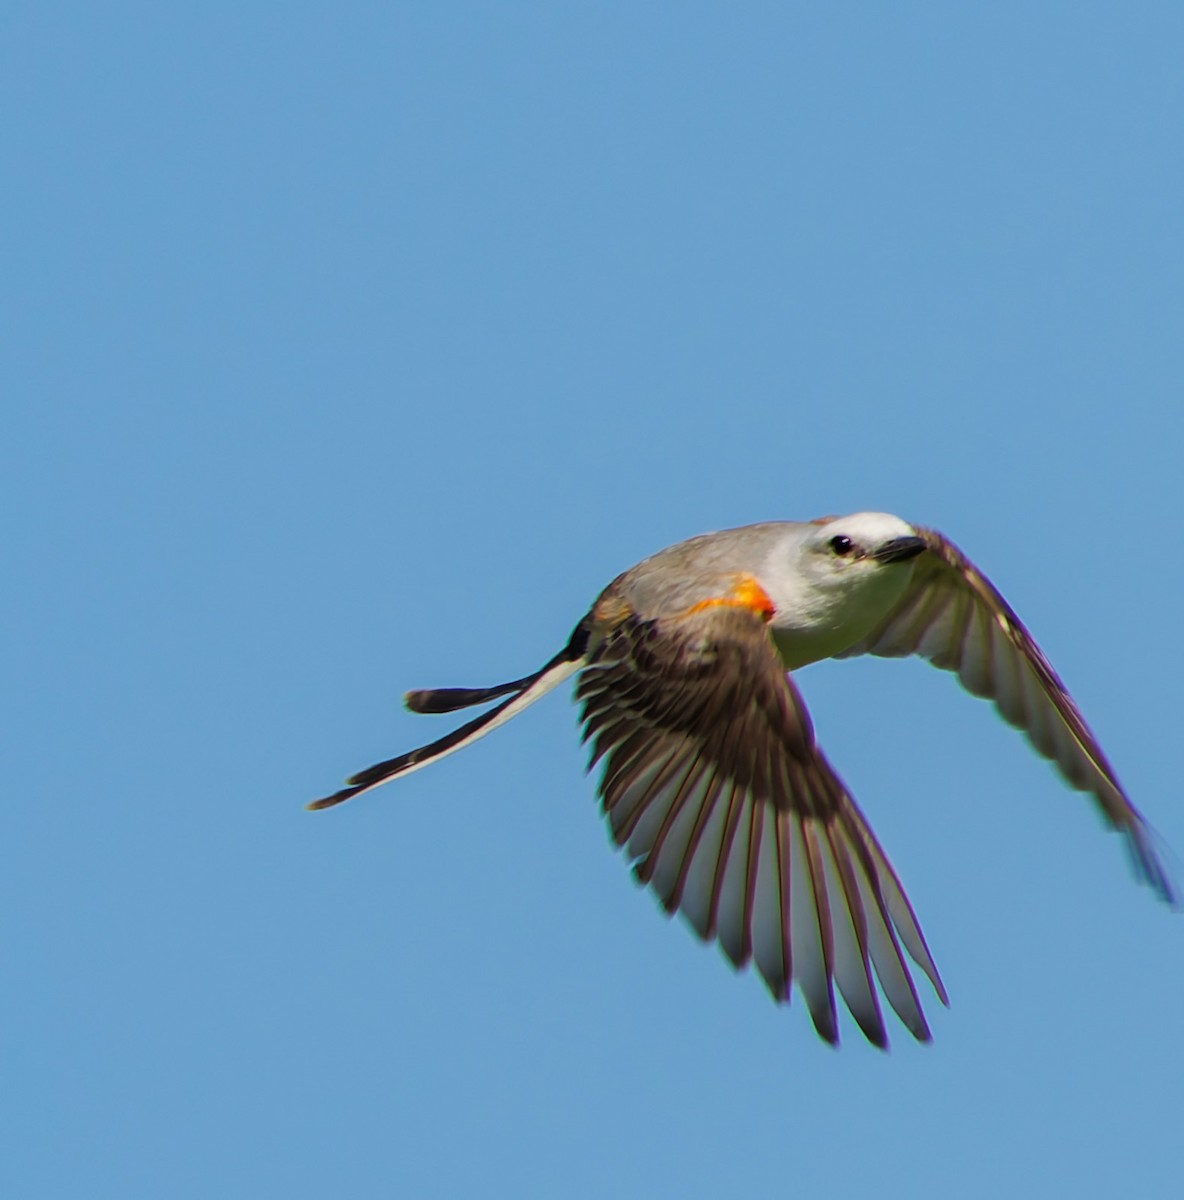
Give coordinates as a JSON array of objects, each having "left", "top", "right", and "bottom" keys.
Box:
[{"left": 687, "top": 573, "right": 776, "bottom": 622}]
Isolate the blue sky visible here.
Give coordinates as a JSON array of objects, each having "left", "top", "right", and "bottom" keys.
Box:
[{"left": 5, "top": 3, "right": 1183, "bottom": 1196}]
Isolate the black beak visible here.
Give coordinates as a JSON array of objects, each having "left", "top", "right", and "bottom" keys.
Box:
[{"left": 873, "top": 535, "right": 927, "bottom": 564}]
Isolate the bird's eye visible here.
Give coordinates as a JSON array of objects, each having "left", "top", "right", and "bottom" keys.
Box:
[{"left": 829, "top": 535, "right": 854, "bottom": 556}]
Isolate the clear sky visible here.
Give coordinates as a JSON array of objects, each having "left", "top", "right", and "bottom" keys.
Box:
[{"left": 5, "top": 4, "right": 1183, "bottom": 1197}]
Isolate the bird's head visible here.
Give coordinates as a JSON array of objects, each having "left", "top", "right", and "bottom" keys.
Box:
[
  {"left": 801, "top": 512, "right": 928, "bottom": 585},
  {"left": 764, "top": 512, "right": 927, "bottom": 663}
]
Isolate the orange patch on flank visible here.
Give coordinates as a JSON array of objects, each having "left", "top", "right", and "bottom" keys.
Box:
[{"left": 687, "top": 573, "right": 776, "bottom": 622}]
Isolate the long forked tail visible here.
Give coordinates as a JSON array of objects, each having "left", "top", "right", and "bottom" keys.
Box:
[{"left": 308, "top": 622, "right": 591, "bottom": 811}]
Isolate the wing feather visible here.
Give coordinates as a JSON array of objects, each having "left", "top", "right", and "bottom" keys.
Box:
[
  {"left": 787, "top": 811, "right": 833, "bottom": 1041},
  {"left": 838, "top": 527, "right": 1175, "bottom": 905},
  {"left": 635, "top": 756, "right": 710, "bottom": 887},
  {"left": 751, "top": 805, "right": 789, "bottom": 1001},
  {"left": 716, "top": 784, "right": 757, "bottom": 970},
  {"left": 578, "top": 605, "right": 945, "bottom": 1046},
  {"left": 705, "top": 781, "right": 747, "bottom": 944},
  {"left": 822, "top": 821, "right": 887, "bottom": 1048}
]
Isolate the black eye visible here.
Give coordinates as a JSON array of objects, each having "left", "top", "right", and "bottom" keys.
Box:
[{"left": 829, "top": 535, "right": 854, "bottom": 556}]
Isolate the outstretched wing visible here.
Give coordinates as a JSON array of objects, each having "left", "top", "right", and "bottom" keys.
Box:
[
  {"left": 577, "top": 604, "right": 948, "bottom": 1048},
  {"left": 836, "top": 526, "right": 1175, "bottom": 904}
]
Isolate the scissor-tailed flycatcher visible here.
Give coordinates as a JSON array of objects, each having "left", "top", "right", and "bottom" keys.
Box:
[{"left": 311, "top": 512, "right": 1174, "bottom": 1047}]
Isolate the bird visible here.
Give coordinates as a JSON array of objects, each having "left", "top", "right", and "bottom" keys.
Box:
[{"left": 310, "top": 512, "right": 1175, "bottom": 1048}]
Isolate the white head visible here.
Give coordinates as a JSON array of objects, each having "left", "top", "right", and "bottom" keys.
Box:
[{"left": 764, "top": 512, "right": 927, "bottom": 666}]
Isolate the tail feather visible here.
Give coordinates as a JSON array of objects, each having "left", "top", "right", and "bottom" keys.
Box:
[
  {"left": 308, "top": 651, "right": 587, "bottom": 811},
  {"left": 404, "top": 619, "right": 594, "bottom": 716},
  {"left": 405, "top": 676, "right": 540, "bottom": 714}
]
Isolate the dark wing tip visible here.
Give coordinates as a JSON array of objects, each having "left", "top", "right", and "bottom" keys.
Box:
[
  {"left": 813, "top": 1016, "right": 840, "bottom": 1048},
  {"left": 1124, "top": 826, "right": 1181, "bottom": 909},
  {"left": 853, "top": 1020, "right": 889, "bottom": 1051}
]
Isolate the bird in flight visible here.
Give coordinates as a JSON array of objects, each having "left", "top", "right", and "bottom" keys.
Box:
[{"left": 310, "top": 512, "right": 1174, "bottom": 1048}]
